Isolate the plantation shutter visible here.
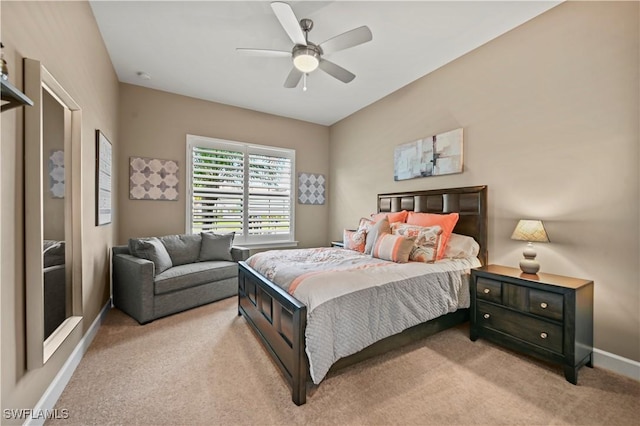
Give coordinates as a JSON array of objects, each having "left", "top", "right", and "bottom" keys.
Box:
[
  {"left": 191, "top": 146, "right": 244, "bottom": 234},
  {"left": 248, "top": 151, "right": 292, "bottom": 239},
  {"left": 187, "top": 135, "right": 295, "bottom": 245}
]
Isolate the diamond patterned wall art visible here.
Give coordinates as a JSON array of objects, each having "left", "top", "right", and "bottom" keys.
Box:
[
  {"left": 298, "top": 173, "right": 325, "bottom": 205},
  {"left": 49, "top": 150, "right": 65, "bottom": 198},
  {"left": 129, "top": 157, "right": 179, "bottom": 201}
]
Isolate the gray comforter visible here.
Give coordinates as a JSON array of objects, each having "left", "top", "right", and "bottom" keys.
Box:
[{"left": 246, "top": 248, "right": 480, "bottom": 383}]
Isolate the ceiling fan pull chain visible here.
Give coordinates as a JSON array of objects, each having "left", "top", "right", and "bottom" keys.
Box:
[{"left": 303, "top": 73, "right": 308, "bottom": 92}]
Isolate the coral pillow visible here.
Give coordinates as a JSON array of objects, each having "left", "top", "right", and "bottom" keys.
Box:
[
  {"left": 372, "top": 233, "right": 415, "bottom": 263},
  {"left": 406, "top": 212, "right": 459, "bottom": 260},
  {"left": 370, "top": 210, "right": 408, "bottom": 224},
  {"left": 343, "top": 229, "right": 366, "bottom": 253}
]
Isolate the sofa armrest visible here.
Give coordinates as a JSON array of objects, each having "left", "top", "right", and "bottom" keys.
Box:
[
  {"left": 231, "top": 246, "right": 250, "bottom": 262},
  {"left": 112, "top": 253, "right": 155, "bottom": 324}
]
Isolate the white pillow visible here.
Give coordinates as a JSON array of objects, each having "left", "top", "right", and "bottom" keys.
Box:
[{"left": 442, "top": 233, "right": 480, "bottom": 259}]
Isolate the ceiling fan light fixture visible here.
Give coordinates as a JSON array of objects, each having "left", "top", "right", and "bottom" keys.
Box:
[{"left": 293, "top": 46, "right": 320, "bottom": 73}]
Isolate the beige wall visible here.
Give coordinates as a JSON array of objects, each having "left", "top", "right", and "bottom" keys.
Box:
[
  {"left": 1, "top": 1, "right": 119, "bottom": 419},
  {"left": 330, "top": 1, "right": 639, "bottom": 361},
  {"left": 117, "top": 84, "right": 330, "bottom": 248}
]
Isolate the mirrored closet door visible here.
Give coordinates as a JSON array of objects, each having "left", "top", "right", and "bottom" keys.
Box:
[{"left": 24, "top": 58, "right": 83, "bottom": 369}]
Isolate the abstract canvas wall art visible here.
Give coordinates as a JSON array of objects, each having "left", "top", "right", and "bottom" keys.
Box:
[
  {"left": 129, "top": 157, "right": 179, "bottom": 201},
  {"left": 394, "top": 128, "right": 463, "bottom": 181},
  {"left": 298, "top": 173, "right": 325, "bottom": 205}
]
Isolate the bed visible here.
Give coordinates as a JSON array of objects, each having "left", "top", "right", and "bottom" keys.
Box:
[
  {"left": 237, "top": 185, "right": 487, "bottom": 405},
  {"left": 43, "top": 240, "right": 66, "bottom": 339}
]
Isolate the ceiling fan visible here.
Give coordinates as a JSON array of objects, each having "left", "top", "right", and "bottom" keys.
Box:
[{"left": 237, "top": 2, "right": 373, "bottom": 89}]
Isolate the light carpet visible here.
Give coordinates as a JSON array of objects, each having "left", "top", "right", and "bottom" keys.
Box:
[{"left": 48, "top": 297, "right": 639, "bottom": 425}]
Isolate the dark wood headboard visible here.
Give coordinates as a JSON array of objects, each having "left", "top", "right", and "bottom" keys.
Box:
[{"left": 377, "top": 185, "right": 488, "bottom": 265}]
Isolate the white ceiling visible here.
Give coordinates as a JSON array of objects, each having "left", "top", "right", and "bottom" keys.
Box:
[{"left": 90, "top": 1, "right": 560, "bottom": 126}]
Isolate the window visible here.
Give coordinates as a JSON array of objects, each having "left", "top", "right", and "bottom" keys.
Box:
[{"left": 186, "top": 135, "right": 296, "bottom": 247}]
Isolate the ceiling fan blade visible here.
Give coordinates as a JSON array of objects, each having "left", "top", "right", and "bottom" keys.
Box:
[
  {"left": 271, "top": 2, "right": 307, "bottom": 46},
  {"left": 319, "top": 26, "right": 372, "bottom": 55},
  {"left": 319, "top": 59, "right": 355, "bottom": 84},
  {"left": 284, "top": 67, "right": 303, "bottom": 88},
  {"left": 236, "top": 48, "right": 291, "bottom": 58}
]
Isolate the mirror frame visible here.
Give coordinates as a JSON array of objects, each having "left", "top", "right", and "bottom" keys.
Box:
[{"left": 24, "top": 58, "right": 83, "bottom": 369}]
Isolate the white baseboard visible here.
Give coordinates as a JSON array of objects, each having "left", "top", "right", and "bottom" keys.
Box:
[
  {"left": 594, "top": 347, "right": 640, "bottom": 381},
  {"left": 24, "top": 300, "right": 111, "bottom": 426}
]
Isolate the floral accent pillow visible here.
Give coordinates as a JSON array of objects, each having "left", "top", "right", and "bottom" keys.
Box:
[
  {"left": 343, "top": 229, "right": 367, "bottom": 253},
  {"left": 391, "top": 223, "right": 443, "bottom": 263}
]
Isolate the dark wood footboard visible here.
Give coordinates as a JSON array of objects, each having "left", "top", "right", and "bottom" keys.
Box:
[{"left": 238, "top": 261, "right": 308, "bottom": 405}]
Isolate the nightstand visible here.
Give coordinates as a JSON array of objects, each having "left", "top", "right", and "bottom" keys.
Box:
[
  {"left": 330, "top": 241, "right": 344, "bottom": 248},
  {"left": 470, "top": 264, "right": 594, "bottom": 385}
]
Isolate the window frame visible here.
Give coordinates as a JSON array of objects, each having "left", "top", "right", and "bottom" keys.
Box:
[{"left": 186, "top": 134, "right": 297, "bottom": 249}]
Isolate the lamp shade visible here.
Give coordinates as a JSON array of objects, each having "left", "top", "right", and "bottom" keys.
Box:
[{"left": 511, "top": 220, "right": 549, "bottom": 243}]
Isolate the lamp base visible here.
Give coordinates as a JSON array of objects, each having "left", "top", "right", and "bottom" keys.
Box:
[
  {"left": 519, "top": 259, "right": 540, "bottom": 274},
  {"left": 519, "top": 242, "right": 540, "bottom": 274}
]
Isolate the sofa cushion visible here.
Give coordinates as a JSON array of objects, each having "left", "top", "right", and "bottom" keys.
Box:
[
  {"left": 154, "top": 261, "right": 238, "bottom": 295},
  {"left": 198, "top": 232, "right": 234, "bottom": 262},
  {"left": 159, "top": 234, "right": 202, "bottom": 266},
  {"left": 129, "top": 237, "right": 173, "bottom": 275}
]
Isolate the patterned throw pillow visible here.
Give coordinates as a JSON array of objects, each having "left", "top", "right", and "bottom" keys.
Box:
[
  {"left": 392, "top": 223, "right": 443, "bottom": 263},
  {"left": 372, "top": 233, "right": 415, "bottom": 263},
  {"left": 343, "top": 229, "right": 367, "bottom": 253},
  {"left": 406, "top": 212, "right": 459, "bottom": 260}
]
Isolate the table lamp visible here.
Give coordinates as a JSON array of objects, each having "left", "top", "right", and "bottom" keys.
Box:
[{"left": 510, "top": 219, "right": 549, "bottom": 274}]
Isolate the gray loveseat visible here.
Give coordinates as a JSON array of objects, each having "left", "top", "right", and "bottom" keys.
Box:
[{"left": 112, "top": 233, "right": 249, "bottom": 324}]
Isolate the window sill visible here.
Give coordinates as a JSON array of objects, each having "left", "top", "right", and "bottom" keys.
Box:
[{"left": 236, "top": 241, "right": 299, "bottom": 250}]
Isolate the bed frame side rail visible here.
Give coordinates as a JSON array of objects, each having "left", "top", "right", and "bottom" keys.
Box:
[{"left": 237, "top": 261, "right": 308, "bottom": 405}]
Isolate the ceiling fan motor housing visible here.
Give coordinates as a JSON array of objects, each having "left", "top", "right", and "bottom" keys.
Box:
[{"left": 300, "top": 18, "right": 314, "bottom": 33}]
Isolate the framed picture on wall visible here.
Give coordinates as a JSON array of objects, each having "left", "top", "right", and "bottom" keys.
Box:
[
  {"left": 394, "top": 128, "right": 463, "bottom": 181},
  {"left": 95, "top": 130, "right": 112, "bottom": 226}
]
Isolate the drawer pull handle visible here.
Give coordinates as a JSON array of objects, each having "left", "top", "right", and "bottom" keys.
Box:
[
  {"left": 483, "top": 288, "right": 490, "bottom": 294},
  {"left": 540, "top": 332, "right": 548, "bottom": 339},
  {"left": 540, "top": 302, "right": 548, "bottom": 309},
  {"left": 483, "top": 313, "right": 490, "bottom": 319}
]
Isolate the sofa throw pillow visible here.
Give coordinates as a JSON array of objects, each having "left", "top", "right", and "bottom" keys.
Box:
[
  {"left": 358, "top": 216, "right": 391, "bottom": 255},
  {"left": 343, "top": 229, "right": 366, "bottom": 253},
  {"left": 128, "top": 237, "right": 173, "bottom": 275},
  {"left": 159, "top": 234, "right": 202, "bottom": 266},
  {"left": 372, "top": 233, "right": 415, "bottom": 263},
  {"left": 392, "top": 223, "right": 442, "bottom": 263},
  {"left": 199, "top": 232, "right": 235, "bottom": 262},
  {"left": 406, "top": 212, "right": 460, "bottom": 260}
]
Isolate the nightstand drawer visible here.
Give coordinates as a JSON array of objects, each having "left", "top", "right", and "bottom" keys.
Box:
[
  {"left": 477, "top": 301, "right": 563, "bottom": 353},
  {"left": 476, "top": 278, "right": 502, "bottom": 303},
  {"left": 529, "top": 289, "right": 563, "bottom": 321}
]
